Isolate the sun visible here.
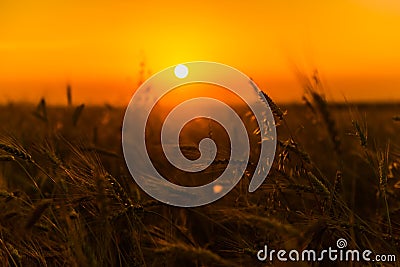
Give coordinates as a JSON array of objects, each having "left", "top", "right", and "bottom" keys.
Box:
[{"left": 174, "top": 64, "right": 189, "bottom": 79}]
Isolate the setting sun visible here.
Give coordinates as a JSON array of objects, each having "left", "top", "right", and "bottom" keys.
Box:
[{"left": 174, "top": 64, "right": 189, "bottom": 79}]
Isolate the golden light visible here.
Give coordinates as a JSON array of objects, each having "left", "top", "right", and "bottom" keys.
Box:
[
  {"left": 0, "top": 0, "right": 399, "bottom": 104},
  {"left": 358, "top": 0, "right": 400, "bottom": 13}
]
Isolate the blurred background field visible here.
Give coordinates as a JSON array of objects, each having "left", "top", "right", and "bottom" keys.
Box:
[{"left": 0, "top": 82, "right": 400, "bottom": 266}]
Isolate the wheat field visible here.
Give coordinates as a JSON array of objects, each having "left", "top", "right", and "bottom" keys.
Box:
[{"left": 0, "top": 78, "right": 399, "bottom": 266}]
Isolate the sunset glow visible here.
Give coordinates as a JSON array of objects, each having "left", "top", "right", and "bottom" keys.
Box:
[{"left": 1, "top": 0, "right": 400, "bottom": 104}]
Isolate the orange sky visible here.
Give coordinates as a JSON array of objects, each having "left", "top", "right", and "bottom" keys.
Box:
[{"left": 1, "top": 0, "right": 400, "bottom": 105}]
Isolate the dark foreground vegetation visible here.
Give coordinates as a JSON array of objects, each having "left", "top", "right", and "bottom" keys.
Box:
[{"left": 0, "top": 80, "right": 400, "bottom": 266}]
